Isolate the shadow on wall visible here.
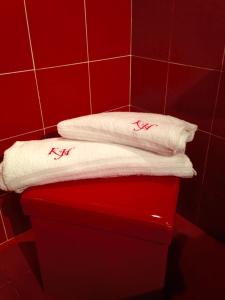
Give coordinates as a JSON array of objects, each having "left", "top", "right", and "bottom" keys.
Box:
[{"left": 0, "top": 193, "right": 31, "bottom": 237}]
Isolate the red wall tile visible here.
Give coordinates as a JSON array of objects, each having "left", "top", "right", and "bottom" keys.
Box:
[
  {"left": 0, "top": 72, "right": 43, "bottom": 140},
  {"left": 0, "top": 0, "right": 33, "bottom": 73},
  {"left": 177, "top": 131, "right": 209, "bottom": 223},
  {"left": 212, "top": 72, "right": 225, "bottom": 138},
  {"left": 198, "top": 136, "right": 225, "bottom": 241},
  {"left": 36, "top": 64, "right": 91, "bottom": 127},
  {"left": 171, "top": 0, "right": 225, "bottom": 69},
  {"left": 0, "top": 0, "right": 131, "bottom": 240},
  {"left": 86, "top": 0, "right": 131, "bottom": 60},
  {"left": 166, "top": 64, "right": 219, "bottom": 131},
  {"left": 132, "top": 0, "right": 173, "bottom": 60},
  {"left": 90, "top": 57, "right": 130, "bottom": 113},
  {"left": 25, "top": 0, "right": 87, "bottom": 68},
  {"left": 131, "top": 57, "right": 167, "bottom": 113}
]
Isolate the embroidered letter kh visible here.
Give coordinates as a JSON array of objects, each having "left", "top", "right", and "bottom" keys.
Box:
[
  {"left": 48, "top": 147, "right": 73, "bottom": 160},
  {"left": 132, "top": 120, "right": 158, "bottom": 131}
]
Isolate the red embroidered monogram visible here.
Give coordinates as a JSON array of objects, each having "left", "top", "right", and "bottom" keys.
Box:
[
  {"left": 48, "top": 147, "right": 74, "bottom": 160},
  {"left": 132, "top": 120, "right": 158, "bottom": 131}
]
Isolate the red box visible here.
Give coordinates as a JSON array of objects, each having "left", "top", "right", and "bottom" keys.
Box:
[{"left": 21, "top": 176, "right": 180, "bottom": 300}]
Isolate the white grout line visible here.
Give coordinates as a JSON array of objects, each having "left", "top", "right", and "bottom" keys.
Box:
[
  {"left": 0, "top": 236, "right": 15, "bottom": 247},
  {"left": 37, "top": 61, "right": 88, "bottom": 71},
  {"left": 129, "top": 104, "right": 150, "bottom": 113},
  {"left": 105, "top": 105, "right": 129, "bottom": 112},
  {"left": 0, "top": 209, "right": 9, "bottom": 240},
  {"left": 23, "top": 0, "right": 46, "bottom": 134},
  {"left": 0, "top": 129, "right": 43, "bottom": 142},
  {"left": 163, "top": 0, "right": 175, "bottom": 114},
  {"left": 83, "top": 0, "right": 93, "bottom": 114},
  {"left": 0, "top": 69, "right": 33, "bottom": 76},
  {"left": 129, "top": 0, "right": 133, "bottom": 111},
  {"left": 0, "top": 55, "right": 132, "bottom": 77},
  {"left": 89, "top": 54, "right": 130, "bottom": 64},
  {"left": 133, "top": 55, "right": 220, "bottom": 72}
]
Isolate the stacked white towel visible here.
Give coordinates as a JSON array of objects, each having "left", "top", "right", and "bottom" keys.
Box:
[
  {"left": 58, "top": 112, "right": 197, "bottom": 156},
  {"left": 0, "top": 137, "right": 196, "bottom": 193}
]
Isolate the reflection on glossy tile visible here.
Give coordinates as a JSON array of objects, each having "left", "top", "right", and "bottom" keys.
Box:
[
  {"left": 37, "top": 65, "right": 90, "bottom": 126},
  {"left": 0, "top": 0, "right": 33, "bottom": 73},
  {"left": 86, "top": 0, "right": 130, "bottom": 59},
  {"left": 166, "top": 64, "right": 219, "bottom": 131},
  {"left": 90, "top": 57, "right": 130, "bottom": 113},
  {"left": 171, "top": 0, "right": 225, "bottom": 69},
  {"left": 26, "top": 0, "right": 87, "bottom": 67},
  {"left": 131, "top": 57, "right": 167, "bottom": 113},
  {"left": 132, "top": 0, "right": 173, "bottom": 60}
]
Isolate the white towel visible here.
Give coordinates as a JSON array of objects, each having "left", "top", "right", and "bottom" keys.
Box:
[
  {"left": 57, "top": 112, "right": 197, "bottom": 156},
  {"left": 0, "top": 138, "right": 196, "bottom": 193}
]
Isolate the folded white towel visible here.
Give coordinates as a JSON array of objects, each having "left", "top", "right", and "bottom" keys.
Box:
[
  {"left": 0, "top": 138, "right": 196, "bottom": 193},
  {"left": 57, "top": 112, "right": 197, "bottom": 156}
]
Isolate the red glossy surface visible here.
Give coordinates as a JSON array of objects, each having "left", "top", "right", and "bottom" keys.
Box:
[
  {"left": 132, "top": 0, "right": 173, "bottom": 59},
  {"left": 21, "top": 176, "right": 179, "bottom": 299},
  {"left": 0, "top": 193, "right": 30, "bottom": 239},
  {"left": 22, "top": 176, "right": 179, "bottom": 244},
  {"left": 25, "top": 0, "right": 87, "bottom": 68},
  {"left": 32, "top": 217, "right": 167, "bottom": 300},
  {"left": 198, "top": 136, "right": 225, "bottom": 241},
  {"left": 132, "top": 57, "right": 167, "bottom": 113},
  {"left": 171, "top": 0, "right": 225, "bottom": 69},
  {"left": 36, "top": 65, "right": 91, "bottom": 126},
  {"left": 0, "top": 0, "right": 33, "bottom": 73},
  {"left": 86, "top": 0, "right": 130, "bottom": 60},
  {"left": 90, "top": 57, "right": 130, "bottom": 113},
  {"left": 0, "top": 72, "right": 43, "bottom": 140},
  {"left": 166, "top": 64, "right": 219, "bottom": 131},
  {"left": 212, "top": 72, "right": 225, "bottom": 138}
]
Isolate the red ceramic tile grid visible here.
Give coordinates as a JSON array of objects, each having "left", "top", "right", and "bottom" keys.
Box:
[
  {"left": 25, "top": 0, "right": 87, "bottom": 68},
  {"left": 177, "top": 131, "right": 210, "bottom": 224},
  {"left": 198, "top": 136, "right": 225, "bottom": 242},
  {"left": 0, "top": 130, "right": 44, "bottom": 161},
  {"left": 132, "top": 0, "right": 173, "bottom": 60},
  {"left": 0, "top": 212, "right": 6, "bottom": 244},
  {"left": 0, "top": 0, "right": 33, "bottom": 73},
  {"left": 212, "top": 72, "right": 225, "bottom": 138},
  {"left": 0, "top": 193, "right": 31, "bottom": 239},
  {"left": 171, "top": 0, "right": 225, "bottom": 69},
  {"left": 131, "top": 57, "right": 167, "bottom": 113},
  {"left": 0, "top": 72, "right": 43, "bottom": 140},
  {"left": 90, "top": 57, "right": 130, "bottom": 113},
  {"left": 36, "top": 64, "right": 91, "bottom": 127},
  {"left": 86, "top": 0, "right": 130, "bottom": 60},
  {"left": 165, "top": 64, "right": 220, "bottom": 131}
]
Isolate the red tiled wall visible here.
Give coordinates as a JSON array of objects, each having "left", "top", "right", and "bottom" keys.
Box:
[
  {"left": 0, "top": 0, "right": 131, "bottom": 244},
  {"left": 131, "top": 0, "right": 225, "bottom": 241}
]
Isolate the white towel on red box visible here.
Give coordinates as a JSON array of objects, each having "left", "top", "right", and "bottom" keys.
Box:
[
  {"left": 0, "top": 137, "right": 196, "bottom": 193},
  {"left": 57, "top": 112, "right": 197, "bottom": 156}
]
